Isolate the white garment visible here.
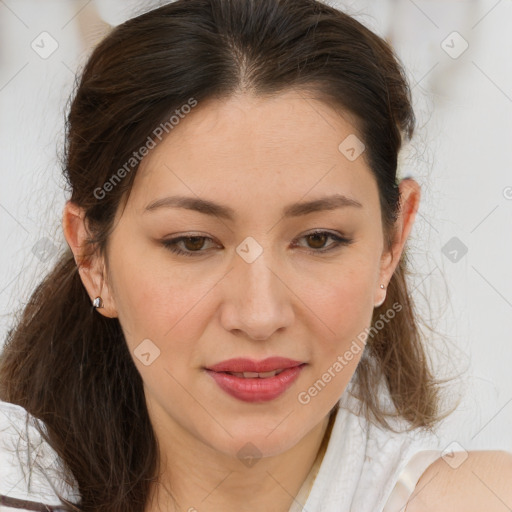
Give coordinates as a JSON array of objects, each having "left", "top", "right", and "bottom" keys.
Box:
[
  {"left": 0, "top": 400, "right": 80, "bottom": 511},
  {"left": 0, "top": 387, "right": 442, "bottom": 512},
  {"left": 291, "top": 386, "right": 443, "bottom": 512}
]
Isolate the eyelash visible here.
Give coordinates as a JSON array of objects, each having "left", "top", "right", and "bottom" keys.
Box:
[{"left": 160, "top": 230, "right": 353, "bottom": 258}]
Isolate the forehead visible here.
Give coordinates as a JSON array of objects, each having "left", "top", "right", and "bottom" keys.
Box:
[{"left": 127, "top": 90, "right": 378, "bottom": 219}]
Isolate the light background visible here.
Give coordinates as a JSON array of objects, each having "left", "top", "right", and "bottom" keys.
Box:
[{"left": 0, "top": 0, "right": 511, "bottom": 453}]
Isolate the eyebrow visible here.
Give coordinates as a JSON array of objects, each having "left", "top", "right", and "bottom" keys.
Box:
[{"left": 143, "top": 193, "right": 363, "bottom": 220}]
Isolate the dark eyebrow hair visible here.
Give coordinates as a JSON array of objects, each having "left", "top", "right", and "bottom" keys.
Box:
[{"left": 143, "top": 193, "right": 363, "bottom": 220}]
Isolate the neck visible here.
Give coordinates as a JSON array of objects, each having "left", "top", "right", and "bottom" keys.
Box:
[{"left": 145, "top": 407, "right": 337, "bottom": 512}]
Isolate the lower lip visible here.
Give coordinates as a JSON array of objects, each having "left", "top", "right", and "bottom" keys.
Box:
[{"left": 205, "top": 364, "right": 306, "bottom": 403}]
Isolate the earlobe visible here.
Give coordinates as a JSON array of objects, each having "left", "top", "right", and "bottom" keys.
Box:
[
  {"left": 62, "top": 200, "right": 118, "bottom": 318},
  {"left": 375, "top": 246, "right": 394, "bottom": 306},
  {"left": 374, "top": 283, "right": 387, "bottom": 308}
]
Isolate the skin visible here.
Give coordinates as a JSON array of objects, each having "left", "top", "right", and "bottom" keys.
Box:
[
  {"left": 62, "top": 90, "right": 512, "bottom": 512},
  {"left": 406, "top": 451, "right": 512, "bottom": 512}
]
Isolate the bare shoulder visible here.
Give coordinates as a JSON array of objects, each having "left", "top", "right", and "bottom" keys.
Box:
[{"left": 405, "top": 450, "right": 512, "bottom": 512}]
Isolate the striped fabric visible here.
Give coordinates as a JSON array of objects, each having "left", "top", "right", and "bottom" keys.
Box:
[{"left": 0, "top": 494, "right": 68, "bottom": 511}]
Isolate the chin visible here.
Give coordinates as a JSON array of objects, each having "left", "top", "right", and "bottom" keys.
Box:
[{"left": 202, "top": 425, "right": 300, "bottom": 460}]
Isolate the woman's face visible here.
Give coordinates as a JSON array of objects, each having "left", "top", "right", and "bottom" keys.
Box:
[{"left": 97, "top": 90, "right": 399, "bottom": 458}]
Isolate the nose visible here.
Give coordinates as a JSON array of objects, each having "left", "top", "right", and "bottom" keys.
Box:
[{"left": 219, "top": 253, "right": 294, "bottom": 341}]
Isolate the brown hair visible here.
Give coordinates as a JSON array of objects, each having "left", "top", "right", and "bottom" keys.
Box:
[{"left": 0, "top": 0, "right": 446, "bottom": 510}]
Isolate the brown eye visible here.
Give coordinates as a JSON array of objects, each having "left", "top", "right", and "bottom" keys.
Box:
[
  {"left": 161, "top": 235, "right": 217, "bottom": 257},
  {"left": 305, "top": 232, "right": 329, "bottom": 250},
  {"left": 293, "top": 230, "right": 353, "bottom": 254},
  {"left": 161, "top": 231, "right": 353, "bottom": 259},
  {"left": 182, "top": 237, "right": 207, "bottom": 251}
]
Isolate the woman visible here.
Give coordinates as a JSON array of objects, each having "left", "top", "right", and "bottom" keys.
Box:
[{"left": 0, "top": 1, "right": 510, "bottom": 511}]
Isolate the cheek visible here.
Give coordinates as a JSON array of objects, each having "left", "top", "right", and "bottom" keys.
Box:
[
  {"left": 293, "top": 271, "right": 375, "bottom": 408},
  {"left": 108, "top": 242, "right": 215, "bottom": 352},
  {"left": 295, "top": 258, "right": 376, "bottom": 339}
]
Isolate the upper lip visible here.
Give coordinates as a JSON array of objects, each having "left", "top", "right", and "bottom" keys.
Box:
[{"left": 206, "top": 357, "right": 304, "bottom": 373}]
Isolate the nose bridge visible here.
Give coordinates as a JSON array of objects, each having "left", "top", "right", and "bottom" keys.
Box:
[
  {"left": 221, "top": 241, "right": 293, "bottom": 339},
  {"left": 241, "top": 250, "right": 278, "bottom": 303},
  {"left": 235, "top": 233, "right": 278, "bottom": 293}
]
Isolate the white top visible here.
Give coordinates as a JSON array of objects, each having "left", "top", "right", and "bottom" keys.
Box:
[
  {"left": 0, "top": 400, "right": 80, "bottom": 511},
  {"left": 289, "top": 385, "right": 443, "bottom": 512},
  {"left": 0, "top": 386, "right": 442, "bottom": 512}
]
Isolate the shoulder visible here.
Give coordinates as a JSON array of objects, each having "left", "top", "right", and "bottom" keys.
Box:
[{"left": 405, "top": 450, "right": 512, "bottom": 512}]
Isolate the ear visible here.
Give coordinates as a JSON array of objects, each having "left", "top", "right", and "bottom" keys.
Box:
[
  {"left": 375, "top": 178, "right": 421, "bottom": 306},
  {"left": 62, "top": 200, "right": 118, "bottom": 318}
]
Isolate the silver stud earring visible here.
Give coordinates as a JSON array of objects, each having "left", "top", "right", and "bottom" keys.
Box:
[
  {"left": 380, "top": 284, "right": 385, "bottom": 289},
  {"left": 92, "top": 296, "right": 104, "bottom": 309}
]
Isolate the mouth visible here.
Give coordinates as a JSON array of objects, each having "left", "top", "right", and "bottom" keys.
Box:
[{"left": 204, "top": 359, "right": 307, "bottom": 402}]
